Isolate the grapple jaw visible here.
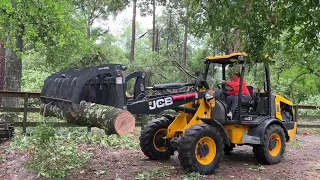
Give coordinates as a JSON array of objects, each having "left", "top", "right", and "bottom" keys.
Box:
[{"left": 40, "top": 64, "right": 128, "bottom": 111}]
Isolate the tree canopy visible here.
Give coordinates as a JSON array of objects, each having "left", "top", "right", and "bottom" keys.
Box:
[{"left": 0, "top": 0, "right": 318, "bottom": 104}]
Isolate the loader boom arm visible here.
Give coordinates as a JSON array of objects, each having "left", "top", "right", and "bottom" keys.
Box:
[{"left": 126, "top": 92, "right": 205, "bottom": 114}]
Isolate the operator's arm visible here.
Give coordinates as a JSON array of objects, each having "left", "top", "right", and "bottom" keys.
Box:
[
  {"left": 226, "top": 80, "right": 239, "bottom": 95},
  {"left": 226, "top": 80, "right": 239, "bottom": 87}
]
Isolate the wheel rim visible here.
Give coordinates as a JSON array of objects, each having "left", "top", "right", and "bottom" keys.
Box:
[
  {"left": 153, "top": 128, "right": 167, "bottom": 152},
  {"left": 269, "top": 133, "right": 282, "bottom": 157},
  {"left": 195, "top": 137, "right": 216, "bottom": 165}
]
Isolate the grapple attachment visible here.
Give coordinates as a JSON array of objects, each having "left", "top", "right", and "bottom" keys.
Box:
[{"left": 40, "top": 64, "right": 128, "bottom": 110}]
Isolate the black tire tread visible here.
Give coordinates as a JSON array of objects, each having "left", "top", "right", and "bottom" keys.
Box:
[
  {"left": 253, "top": 124, "right": 286, "bottom": 165},
  {"left": 139, "top": 117, "right": 173, "bottom": 160}
]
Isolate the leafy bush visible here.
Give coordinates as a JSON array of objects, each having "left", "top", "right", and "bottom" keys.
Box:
[
  {"left": 19, "top": 121, "right": 92, "bottom": 178},
  {"left": 10, "top": 133, "right": 34, "bottom": 151}
]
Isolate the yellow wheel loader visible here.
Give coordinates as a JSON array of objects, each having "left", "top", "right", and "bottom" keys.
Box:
[
  {"left": 139, "top": 53, "right": 297, "bottom": 174},
  {"left": 39, "top": 52, "right": 297, "bottom": 175}
]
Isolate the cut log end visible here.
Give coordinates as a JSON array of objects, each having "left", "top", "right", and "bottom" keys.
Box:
[{"left": 114, "top": 111, "right": 136, "bottom": 136}]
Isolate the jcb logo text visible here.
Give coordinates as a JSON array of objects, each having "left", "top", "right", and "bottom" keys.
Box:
[{"left": 148, "top": 97, "right": 173, "bottom": 110}]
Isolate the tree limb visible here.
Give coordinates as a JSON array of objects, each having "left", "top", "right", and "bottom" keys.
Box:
[{"left": 286, "top": 71, "right": 308, "bottom": 92}]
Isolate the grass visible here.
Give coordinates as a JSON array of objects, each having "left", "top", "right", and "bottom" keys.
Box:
[
  {"left": 297, "top": 128, "right": 320, "bottom": 134},
  {"left": 289, "top": 140, "right": 302, "bottom": 148},
  {"left": 183, "top": 172, "right": 205, "bottom": 180},
  {"left": 135, "top": 168, "right": 170, "bottom": 180}
]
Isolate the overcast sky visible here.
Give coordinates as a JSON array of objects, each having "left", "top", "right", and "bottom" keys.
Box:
[{"left": 95, "top": 3, "right": 164, "bottom": 35}]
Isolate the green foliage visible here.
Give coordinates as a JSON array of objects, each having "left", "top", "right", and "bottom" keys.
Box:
[
  {"left": 1, "top": 0, "right": 76, "bottom": 48},
  {"left": 24, "top": 123, "right": 92, "bottom": 178},
  {"left": 10, "top": 120, "right": 92, "bottom": 178},
  {"left": 299, "top": 95, "right": 320, "bottom": 115},
  {"left": 186, "top": 0, "right": 320, "bottom": 58},
  {"left": 77, "top": 133, "right": 139, "bottom": 149},
  {"left": 183, "top": 172, "right": 204, "bottom": 180},
  {"left": 289, "top": 140, "right": 302, "bottom": 148},
  {"left": 138, "top": 0, "right": 166, "bottom": 16},
  {"left": 8, "top": 0, "right": 318, "bottom": 109},
  {"left": 135, "top": 168, "right": 169, "bottom": 180},
  {"left": 10, "top": 133, "right": 34, "bottom": 151},
  {"left": 298, "top": 128, "right": 320, "bottom": 134}
]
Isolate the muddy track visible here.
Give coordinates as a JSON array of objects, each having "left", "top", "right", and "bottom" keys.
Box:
[{"left": 1, "top": 134, "right": 319, "bottom": 180}]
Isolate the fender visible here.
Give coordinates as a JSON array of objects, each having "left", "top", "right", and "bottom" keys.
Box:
[
  {"left": 201, "top": 118, "right": 230, "bottom": 146},
  {"left": 248, "top": 116, "right": 290, "bottom": 145}
]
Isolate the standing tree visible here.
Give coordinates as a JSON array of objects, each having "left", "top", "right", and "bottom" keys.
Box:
[
  {"left": 0, "top": 0, "right": 84, "bottom": 107},
  {"left": 138, "top": 0, "right": 166, "bottom": 52},
  {"left": 185, "top": 0, "right": 320, "bottom": 99},
  {"left": 73, "top": 0, "right": 130, "bottom": 39},
  {"left": 0, "top": 42, "right": 5, "bottom": 105},
  {"left": 130, "top": 0, "right": 137, "bottom": 62}
]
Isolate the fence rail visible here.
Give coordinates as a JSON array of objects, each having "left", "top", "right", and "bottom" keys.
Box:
[{"left": 0, "top": 91, "right": 319, "bottom": 134}]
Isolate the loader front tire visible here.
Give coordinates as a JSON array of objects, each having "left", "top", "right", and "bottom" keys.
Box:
[
  {"left": 253, "top": 124, "right": 286, "bottom": 165},
  {"left": 139, "top": 117, "right": 173, "bottom": 160},
  {"left": 177, "top": 124, "right": 223, "bottom": 175},
  {"left": 223, "top": 143, "right": 235, "bottom": 155}
]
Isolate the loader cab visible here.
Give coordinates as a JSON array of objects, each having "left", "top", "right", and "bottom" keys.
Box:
[{"left": 203, "top": 53, "right": 274, "bottom": 124}]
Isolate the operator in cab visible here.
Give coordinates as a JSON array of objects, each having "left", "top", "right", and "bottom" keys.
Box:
[{"left": 222, "top": 71, "right": 251, "bottom": 119}]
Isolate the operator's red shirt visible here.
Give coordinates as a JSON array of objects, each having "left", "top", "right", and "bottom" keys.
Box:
[{"left": 226, "top": 77, "right": 251, "bottom": 96}]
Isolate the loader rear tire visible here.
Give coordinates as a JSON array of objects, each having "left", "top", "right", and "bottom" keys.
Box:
[
  {"left": 177, "top": 124, "right": 223, "bottom": 175},
  {"left": 253, "top": 124, "right": 286, "bottom": 165},
  {"left": 139, "top": 117, "right": 173, "bottom": 160}
]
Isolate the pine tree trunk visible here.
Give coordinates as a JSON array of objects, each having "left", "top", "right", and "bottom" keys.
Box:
[
  {"left": 87, "top": 16, "right": 91, "bottom": 38},
  {"left": 166, "top": 9, "right": 171, "bottom": 53},
  {"left": 40, "top": 101, "right": 136, "bottom": 136},
  {"left": 152, "top": 0, "right": 156, "bottom": 51},
  {"left": 155, "top": 28, "right": 159, "bottom": 52},
  {"left": 130, "top": 0, "right": 137, "bottom": 62},
  {"left": 183, "top": 22, "right": 188, "bottom": 67}
]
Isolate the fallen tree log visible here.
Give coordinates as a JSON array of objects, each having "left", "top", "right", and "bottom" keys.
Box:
[{"left": 40, "top": 101, "right": 136, "bottom": 136}]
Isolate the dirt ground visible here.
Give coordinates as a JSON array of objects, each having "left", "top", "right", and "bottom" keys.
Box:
[{"left": 1, "top": 133, "right": 320, "bottom": 180}]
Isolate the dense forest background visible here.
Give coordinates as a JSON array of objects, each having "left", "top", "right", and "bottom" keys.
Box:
[
  {"left": 0, "top": 0, "right": 319, "bottom": 107},
  {"left": 0, "top": 1, "right": 319, "bottom": 179}
]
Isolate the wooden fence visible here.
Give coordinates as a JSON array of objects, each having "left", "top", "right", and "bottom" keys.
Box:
[{"left": 0, "top": 91, "right": 319, "bottom": 134}]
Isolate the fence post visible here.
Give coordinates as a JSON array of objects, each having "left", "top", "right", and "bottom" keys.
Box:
[
  {"left": 23, "top": 92, "right": 29, "bottom": 134},
  {"left": 87, "top": 126, "right": 92, "bottom": 135},
  {"left": 294, "top": 105, "right": 298, "bottom": 122}
]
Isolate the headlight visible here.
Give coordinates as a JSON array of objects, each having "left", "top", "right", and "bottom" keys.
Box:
[{"left": 205, "top": 91, "right": 214, "bottom": 100}]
